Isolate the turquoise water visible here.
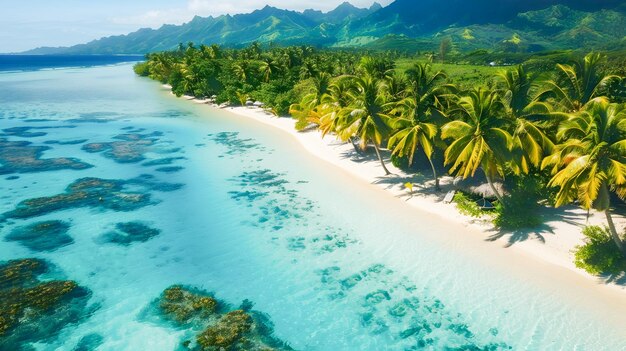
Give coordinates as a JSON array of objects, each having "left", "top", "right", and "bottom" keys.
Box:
[{"left": 0, "top": 64, "right": 625, "bottom": 350}]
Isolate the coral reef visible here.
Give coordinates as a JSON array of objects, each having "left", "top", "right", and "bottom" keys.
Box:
[
  {"left": 0, "top": 138, "right": 92, "bottom": 175},
  {"left": 82, "top": 132, "right": 163, "bottom": 163},
  {"left": 315, "top": 263, "right": 512, "bottom": 350},
  {"left": 72, "top": 333, "right": 104, "bottom": 351},
  {"left": 2, "top": 178, "right": 151, "bottom": 220},
  {"left": 155, "top": 285, "right": 292, "bottom": 351},
  {"left": 6, "top": 220, "right": 74, "bottom": 252},
  {"left": 0, "top": 259, "right": 93, "bottom": 349},
  {"left": 142, "top": 156, "right": 186, "bottom": 167},
  {"left": 208, "top": 132, "right": 270, "bottom": 157},
  {"left": 1, "top": 126, "right": 47, "bottom": 138},
  {"left": 155, "top": 166, "right": 184, "bottom": 173},
  {"left": 44, "top": 139, "right": 88, "bottom": 145},
  {"left": 2, "top": 175, "right": 182, "bottom": 221},
  {"left": 196, "top": 310, "right": 252, "bottom": 349},
  {"left": 101, "top": 221, "right": 161, "bottom": 245},
  {"left": 160, "top": 286, "right": 217, "bottom": 324}
]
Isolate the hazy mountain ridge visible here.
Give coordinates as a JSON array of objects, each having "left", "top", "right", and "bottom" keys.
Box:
[{"left": 23, "top": 1, "right": 626, "bottom": 55}]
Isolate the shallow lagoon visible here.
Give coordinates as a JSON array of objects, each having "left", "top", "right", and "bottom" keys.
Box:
[{"left": 0, "top": 64, "right": 625, "bottom": 350}]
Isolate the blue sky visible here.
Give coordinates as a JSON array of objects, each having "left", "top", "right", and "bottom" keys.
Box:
[{"left": 0, "top": 0, "right": 392, "bottom": 53}]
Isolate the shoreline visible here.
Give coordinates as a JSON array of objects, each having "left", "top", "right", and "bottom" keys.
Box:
[{"left": 176, "top": 89, "right": 626, "bottom": 293}]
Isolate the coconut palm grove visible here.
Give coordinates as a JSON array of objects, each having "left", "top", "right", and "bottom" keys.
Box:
[
  {"left": 135, "top": 45, "right": 626, "bottom": 267},
  {"left": 2, "top": 1, "right": 626, "bottom": 350}
]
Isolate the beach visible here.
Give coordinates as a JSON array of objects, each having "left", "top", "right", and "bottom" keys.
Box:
[
  {"left": 182, "top": 89, "right": 626, "bottom": 292},
  {"left": 2, "top": 64, "right": 626, "bottom": 349}
]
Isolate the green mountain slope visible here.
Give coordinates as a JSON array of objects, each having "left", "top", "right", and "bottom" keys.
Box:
[{"left": 23, "top": 1, "right": 626, "bottom": 55}]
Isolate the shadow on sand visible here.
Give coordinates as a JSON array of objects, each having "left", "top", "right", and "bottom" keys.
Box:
[
  {"left": 332, "top": 141, "right": 626, "bottom": 286},
  {"left": 484, "top": 207, "right": 584, "bottom": 247}
]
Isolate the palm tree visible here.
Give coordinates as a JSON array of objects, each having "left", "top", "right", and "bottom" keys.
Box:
[
  {"left": 384, "top": 73, "right": 408, "bottom": 101},
  {"left": 538, "top": 53, "right": 619, "bottom": 112},
  {"left": 387, "top": 63, "right": 452, "bottom": 190},
  {"left": 497, "top": 65, "right": 561, "bottom": 173},
  {"left": 441, "top": 88, "right": 514, "bottom": 204},
  {"left": 317, "top": 78, "right": 359, "bottom": 151},
  {"left": 542, "top": 99, "right": 626, "bottom": 255},
  {"left": 357, "top": 56, "right": 395, "bottom": 81},
  {"left": 231, "top": 61, "right": 249, "bottom": 83},
  {"left": 147, "top": 52, "right": 174, "bottom": 83},
  {"left": 336, "top": 75, "right": 393, "bottom": 175},
  {"left": 289, "top": 73, "right": 332, "bottom": 130},
  {"left": 259, "top": 57, "right": 281, "bottom": 83}
]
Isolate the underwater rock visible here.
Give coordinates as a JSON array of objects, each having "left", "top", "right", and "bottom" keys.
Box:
[
  {"left": 101, "top": 222, "right": 160, "bottom": 246},
  {"left": 208, "top": 132, "right": 269, "bottom": 156},
  {"left": 6, "top": 220, "right": 74, "bottom": 252},
  {"left": 142, "top": 156, "right": 186, "bottom": 167},
  {"left": 72, "top": 333, "right": 104, "bottom": 351},
  {"left": 155, "top": 285, "right": 292, "bottom": 351},
  {"left": 67, "top": 112, "right": 123, "bottom": 124},
  {"left": 160, "top": 286, "right": 218, "bottom": 325},
  {"left": 196, "top": 310, "right": 253, "bottom": 349},
  {"left": 0, "top": 175, "right": 182, "bottom": 220},
  {"left": 2, "top": 126, "right": 47, "bottom": 138},
  {"left": 0, "top": 138, "right": 92, "bottom": 175},
  {"left": 82, "top": 132, "right": 163, "bottom": 163},
  {"left": 44, "top": 139, "right": 88, "bottom": 146},
  {"left": 127, "top": 174, "right": 184, "bottom": 192},
  {"left": 23, "top": 119, "right": 55, "bottom": 123},
  {"left": 1, "top": 126, "right": 77, "bottom": 138},
  {"left": 0, "top": 258, "right": 94, "bottom": 349},
  {"left": 155, "top": 166, "right": 184, "bottom": 174}
]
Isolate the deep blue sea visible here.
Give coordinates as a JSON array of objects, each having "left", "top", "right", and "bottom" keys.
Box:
[
  {"left": 0, "top": 55, "right": 143, "bottom": 72},
  {"left": 0, "top": 61, "right": 625, "bottom": 350}
]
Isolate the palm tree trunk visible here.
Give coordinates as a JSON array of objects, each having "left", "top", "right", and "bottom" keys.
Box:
[
  {"left": 483, "top": 169, "right": 505, "bottom": 206},
  {"left": 605, "top": 209, "right": 626, "bottom": 257},
  {"left": 373, "top": 143, "right": 391, "bottom": 176},
  {"left": 349, "top": 137, "right": 362, "bottom": 155},
  {"left": 427, "top": 157, "right": 440, "bottom": 191}
]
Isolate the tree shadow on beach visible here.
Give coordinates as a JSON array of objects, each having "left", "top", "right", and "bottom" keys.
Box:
[
  {"left": 599, "top": 271, "right": 626, "bottom": 286},
  {"left": 485, "top": 207, "right": 584, "bottom": 247},
  {"left": 338, "top": 146, "right": 381, "bottom": 164},
  {"left": 485, "top": 224, "right": 556, "bottom": 247}
]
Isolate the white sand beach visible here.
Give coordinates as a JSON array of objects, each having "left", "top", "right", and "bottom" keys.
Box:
[
  {"left": 176, "top": 89, "right": 626, "bottom": 295},
  {"left": 227, "top": 106, "right": 626, "bottom": 279}
]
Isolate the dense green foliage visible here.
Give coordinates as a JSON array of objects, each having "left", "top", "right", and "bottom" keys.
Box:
[
  {"left": 134, "top": 44, "right": 392, "bottom": 115},
  {"left": 493, "top": 176, "right": 544, "bottom": 230},
  {"left": 138, "top": 43, "right": 626, "bottom": 271},
  {"left": 453, "top": 192, "right": 485, "bottom": 218},
  {"left": 574, "top": 226, "right": 626, "bottom": 275}
]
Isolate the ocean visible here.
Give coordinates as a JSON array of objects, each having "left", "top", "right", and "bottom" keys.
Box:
[
  {"left": 0, "top": 61, "right": 624, "bottom": 350},
  {"left": 0, "top": 55, "right": 144, "bottom": 72}
]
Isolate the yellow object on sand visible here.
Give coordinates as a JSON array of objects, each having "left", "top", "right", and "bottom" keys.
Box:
[{"left": 404, "top": 182, "right": 414, "bottom": 193}]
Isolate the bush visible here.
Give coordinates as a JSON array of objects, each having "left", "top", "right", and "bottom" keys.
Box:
[
  {"left": 574, "top": 226, "right": 626, "bottom": 275},
  {"left": 390, "top": 154, "right": 410, "bottom": 172},
  {"left": 493, "top": 196, "right": 543, "bottom": 230},
  {"left": 133, "top": 62, "right": 150, "bottom": 76},
  {"left": 493, "top": 175, "right": 544, "bottom": 230},
  {"left": 453, "top": 191, "right": 484, "bottom": 218},
  {"left": 271, "top": 91, "right": 296, "bottom": 116}
]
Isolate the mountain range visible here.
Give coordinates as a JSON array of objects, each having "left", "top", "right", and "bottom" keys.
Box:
[{"left": 24, "top": 0, "right": 626, "bottom": 55}]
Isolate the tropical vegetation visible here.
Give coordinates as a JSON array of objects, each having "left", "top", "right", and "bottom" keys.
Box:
[{"left": 136, "top": 43, "right": 626, "bottom": 274}]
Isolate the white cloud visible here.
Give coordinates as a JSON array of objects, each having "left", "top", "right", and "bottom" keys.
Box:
[
  {"left": 111, "top": 9, "right": 191, "bottom": 28},
  {"left": 113, "top": 0, "right": 392, "bottom": 28}
]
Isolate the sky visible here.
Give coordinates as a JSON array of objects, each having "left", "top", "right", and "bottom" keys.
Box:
[{"left": 0, "top": 0, "right": 393, "bottom": 53}]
